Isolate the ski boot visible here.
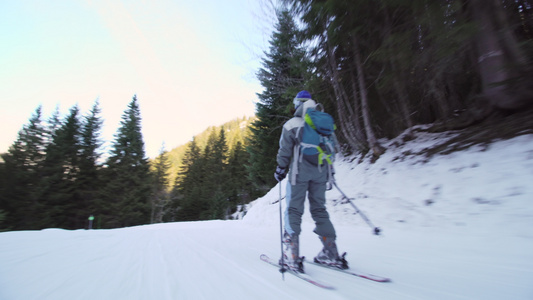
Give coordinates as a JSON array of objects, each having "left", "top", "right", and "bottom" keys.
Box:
[
  {"left": 279, "top": 231, "right": 304, "bottom": 273},
  {"left": 314, "top": 236, "right": 349, "bottom": 270}
]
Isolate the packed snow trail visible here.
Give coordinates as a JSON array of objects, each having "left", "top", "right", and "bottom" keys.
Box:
[
  {"left": 1, "top": 132, "right": 533, "bottom": 299},
  {"left": 1, "top": 220, "right": 532, "bottom": 299}
]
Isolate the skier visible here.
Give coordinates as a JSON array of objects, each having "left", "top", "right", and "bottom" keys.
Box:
[{"left": 274, "top": 90, "right": 348, "bottom": 273}]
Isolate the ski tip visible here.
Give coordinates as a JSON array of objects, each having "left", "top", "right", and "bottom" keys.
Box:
[
  {"left": 320, "top": 284, "right": 336, "bottom": 290},
  {"left": 364, "top": 275, "right": 392, "bottom": 283}
]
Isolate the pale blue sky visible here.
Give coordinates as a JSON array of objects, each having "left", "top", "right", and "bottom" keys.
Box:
[{"left": 1, "top": 0, "right": 277, "bottom": 158}]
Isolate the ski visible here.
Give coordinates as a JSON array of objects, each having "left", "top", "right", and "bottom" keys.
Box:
[
  {"left": 260, "top": 254, "right": 335, "bottom": 290},
  {"left": 306, "top": 260, "right": 392, "bottom": 283}
]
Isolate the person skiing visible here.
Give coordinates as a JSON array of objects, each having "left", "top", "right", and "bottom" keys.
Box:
[{"left": 274, "top": 90, "right": 348, "bottom": 273}]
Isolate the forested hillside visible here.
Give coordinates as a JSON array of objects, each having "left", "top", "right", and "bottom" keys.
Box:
[
  {"left": 155, "top": 116, "right": 258, "bottom": 222},
  {"left": 164, "top": 116, "right": 255, "bottom": 192}
]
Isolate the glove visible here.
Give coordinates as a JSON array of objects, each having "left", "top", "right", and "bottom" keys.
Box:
[{"left": 274, "top": 165, "right": 287, "bottom": 182}]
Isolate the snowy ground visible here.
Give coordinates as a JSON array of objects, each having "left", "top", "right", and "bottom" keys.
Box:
[{"left": 1, "top": 130, "right": 533, "bottom": 300}]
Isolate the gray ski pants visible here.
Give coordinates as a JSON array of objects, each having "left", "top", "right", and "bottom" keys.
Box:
[{"left": 284, "top": 163, "right": 336, "bottom": 238}]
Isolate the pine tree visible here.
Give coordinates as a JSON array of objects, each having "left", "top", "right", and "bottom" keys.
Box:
[
  {"left": 38, "top": 105, "right": 83, "bottom": 229},
  {"left": 171, "top": 141, "right": 187, "bottom": 221},
  {"left": 46, "top": 106, "right": 62, "bottom": 144},
  {"left": 195, "top": 129, "right": 220, "bottom": 220},
  {"left": 78, "top": 100, "right": 104, "bottom": 228},
  {"left": 79, "top": 101, "right": 103, "bottom": 179},
  {"left": 0, "top": 106, "right": 47, "bottom": 229},
  {"left": 100, "top": 95, "right": 151, "bottom": 228},
  {"left": 150, "top": 145, "right": 171, "bottom": 223},
  {"left": 173, "top": 137, "right": 207, "bottom": 221},
  {"left": 247, "top": 9, "right": 311, "bottom": 194},
  {"left": 227, "top": 140, "right": 252, "bottom": 216},
  {"left": 204, "top": 128, "right": 229, "bottom": 219}
]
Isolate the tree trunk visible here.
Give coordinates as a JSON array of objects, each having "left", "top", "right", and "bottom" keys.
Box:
[
  {"left": 348, "top": 68, "right": 367, "bottom": 146},
  {"left": 429, "top": 76, "right": 451, "bottom": 119},
  {"left": 470, "top": 0, "right": 533, "bottom": 110},
  {"left": 352, "top": 35, "right": 386, "bottom": 158}
]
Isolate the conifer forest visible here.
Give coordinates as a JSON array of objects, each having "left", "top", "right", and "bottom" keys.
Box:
[{"left": 1, "top": 0, "right": 532, "bottom": 230}]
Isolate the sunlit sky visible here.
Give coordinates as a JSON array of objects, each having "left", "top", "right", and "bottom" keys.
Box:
[{"left": 1, "top": 0, "right": 277, "bottom": 158}]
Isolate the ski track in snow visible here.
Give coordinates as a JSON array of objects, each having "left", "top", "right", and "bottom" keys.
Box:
[{"left": 1, "top": 133, "right": 533, "bottom": 299}]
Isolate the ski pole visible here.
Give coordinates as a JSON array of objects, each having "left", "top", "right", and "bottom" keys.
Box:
[
  {"left": 278, "top": 182, "right": 287, "bottom": 279},
  {"left": 333, "top": 181, "right": 382, "bottom": 235}
]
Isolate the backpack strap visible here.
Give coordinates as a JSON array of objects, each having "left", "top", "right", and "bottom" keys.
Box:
[
  {"left": 317, "top": 145, "right": 333, "bottom": 165},
  {"left": 290, "top": 126, "right": 303, "bottom": 185}
]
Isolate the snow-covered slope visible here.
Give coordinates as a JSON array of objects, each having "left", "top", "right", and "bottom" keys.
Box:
[{"left": 1, "top": 131, "right": 532, "bottom": 300}]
